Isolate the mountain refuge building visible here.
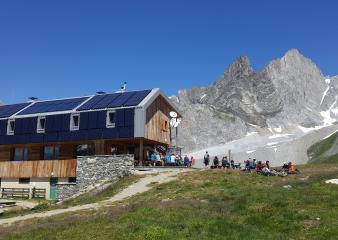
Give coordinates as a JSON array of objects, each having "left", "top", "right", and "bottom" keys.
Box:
[{"left": 0, "top": 88, "right": 181, "bottom": 200}]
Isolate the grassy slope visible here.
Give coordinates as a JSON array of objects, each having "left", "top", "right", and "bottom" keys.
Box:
[
  {"left": 307, "top": 131, "right": 338, "bottom": 163},
  {"left": 2, "top": 166, "right": 338, "bottom": 240}
]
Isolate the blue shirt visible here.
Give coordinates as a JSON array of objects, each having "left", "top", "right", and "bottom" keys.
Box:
[{"left": 151, "top": 153, "right": 157, "bottom": 161}]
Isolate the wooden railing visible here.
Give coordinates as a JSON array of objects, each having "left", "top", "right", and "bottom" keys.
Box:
[
  {"left": 1, "top": 188, "right": 30, "bottom": 198},
  {"left": 0, "top": 159, "right": 77, "bottom": 178}
]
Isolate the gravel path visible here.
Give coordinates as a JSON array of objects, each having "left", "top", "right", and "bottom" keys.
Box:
[{"left": 0, "top": 169, "right": 187, "bottom": 227}]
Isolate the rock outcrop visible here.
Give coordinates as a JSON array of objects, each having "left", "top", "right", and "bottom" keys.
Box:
[{"left": 175, "top": 49, "right": 338, "bottom": 151}]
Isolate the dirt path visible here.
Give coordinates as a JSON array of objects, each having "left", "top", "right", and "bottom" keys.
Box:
[{"left": 0, "top": 169, "right": 187, "bottom": 227}]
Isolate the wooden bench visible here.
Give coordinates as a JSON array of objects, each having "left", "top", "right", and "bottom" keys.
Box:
[
  {"left": 32, "top": 188, "right": 46, "bottom": 199},
  {"left": 1, "top": 188, "right": 30, "bottom": 199}
]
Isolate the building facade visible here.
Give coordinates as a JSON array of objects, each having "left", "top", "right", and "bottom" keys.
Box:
[{"left": 0, "top": 88, "right": 181, "bottom": 199}]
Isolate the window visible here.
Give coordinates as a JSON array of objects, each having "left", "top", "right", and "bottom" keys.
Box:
[
  {"left": 37, "top": 116, "right": 46, "bottom": 133},
  {"left": 76, "top": 144, "right": 95, "bottom": 157},
  {"left": 7, "top": 119, "right": 15, "bottom": 135},
  {"left": 162, "top": 120, "right": 169, "bottom": 132},
  {"left": 19, "top": 178, "right": 30, "bottom": 184},
  {"left": 68, "top": 177, "right": 77, "bottom": 183},
  {"left": 70, "top": 113, "right": 80, "bottom": 131},
  {"left": 13, "top": 148, "right": 29, "bottom": 161},
  {"left": 44, "top": 146, "right": 60, "bottom": 160},
  {"left": 106, "top": 110, "right": 116, "bottom": 128}
]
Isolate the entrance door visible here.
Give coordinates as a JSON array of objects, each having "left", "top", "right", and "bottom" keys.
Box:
[{"left": 50, "top": 178, "right": 58, "bottom": 200}]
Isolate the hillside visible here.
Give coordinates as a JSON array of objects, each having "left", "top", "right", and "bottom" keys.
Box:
[
  {"left": 308, "top": 130, "right": 338, "bottom": 163},
  {"left": 1, "top": 166, "right": 338, "bottom": 240}
]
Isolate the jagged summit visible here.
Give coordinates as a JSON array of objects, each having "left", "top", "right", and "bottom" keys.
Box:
[
  {"left": 225, "top": 56, "right": 253, "bottom": 79},
  {"left": 174, "top": 49, "right": 338, "bottom": 151}
]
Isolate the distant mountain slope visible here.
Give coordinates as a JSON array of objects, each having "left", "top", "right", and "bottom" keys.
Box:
[
  {"left": 307, "top": 130, "right": 338, "bottom": 163},
  {"left": 174, "top": 49, "right": 338, "bottom": 152}
]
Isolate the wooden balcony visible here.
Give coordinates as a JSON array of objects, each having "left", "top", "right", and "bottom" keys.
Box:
[{"left": 0, "top": 159, "right": 77, "bottom": 178}]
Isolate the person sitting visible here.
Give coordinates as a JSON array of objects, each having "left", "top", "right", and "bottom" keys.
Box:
[
  {"left": 282, "top": 162, "right": 288, "bottom": 171},
  {"left": 213, "top": 156, "right": 219, "bottom": 168},
  {"left": 265, "top": 160, "right": 271, "bottom": 169},
  {"left": 184, "top": 155, "right": 190, "bottom": 167},
  {"left": 240, "top": 160, "right": 248, "bottom": 171},
  {"left": 253, "top": 159, "right": 257, "bottom": 169},
  {"left": 221, "top": 157, "right": 229, "bottom": 168},
  {"left": 287, "top": 162, "right": 300, "bottom": 174},
  {"left": 247, "top": 158, "right": 255, "bottom": 170},
  {"left": 255, "top": 161, "right": 263, "bottom": 173}
]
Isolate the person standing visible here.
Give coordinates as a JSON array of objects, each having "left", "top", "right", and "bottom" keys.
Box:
[{"left": 204, "top": 151, "right": 210, "bottom": 167}]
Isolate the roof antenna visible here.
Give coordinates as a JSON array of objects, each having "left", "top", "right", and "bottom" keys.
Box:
[{"left": 116, "top": 82, "right": 127, "bottom": 93}]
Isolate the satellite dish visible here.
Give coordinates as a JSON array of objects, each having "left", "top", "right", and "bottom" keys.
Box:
[{"left": 170, "top": 111, "right": 178, "bottom": 118}]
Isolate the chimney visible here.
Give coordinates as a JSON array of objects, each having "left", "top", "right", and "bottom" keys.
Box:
[
  {"left": 28, "top": 97, "right": 38, "bottom": 103},
  {"left": 96, "top": 91, "right": 106, "bottom": 95}
]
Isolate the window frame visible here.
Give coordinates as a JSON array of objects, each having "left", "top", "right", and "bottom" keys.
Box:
[
  {"left": 7, "top": 119, "right": 15, "bottom": 135},
  {"left": 37, "top": 116, "right": 46, "bottom": 133},
  {"left": 106, "top": 110, "right": 116, "bottom": 128},
  {"left": 19, "top": 178, "right": 30, "bottom": 184},
  {"left": 12, "top": 147, "right": 29, "bottom": 161},
  {"left": 70, "top": 113, "right": 80, "bottom": 131},
  {"left": 43, "top": 146, "right": 60, "bottom": 160}
]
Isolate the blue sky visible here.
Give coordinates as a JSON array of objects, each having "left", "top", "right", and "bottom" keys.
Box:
[{"left": 0, "top": 0, "right": 337, "bottom": 104}]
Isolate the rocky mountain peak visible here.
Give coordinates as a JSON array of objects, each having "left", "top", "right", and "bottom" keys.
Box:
[{"left": 225, "top": 56, "right": 253, "bottom": 79}]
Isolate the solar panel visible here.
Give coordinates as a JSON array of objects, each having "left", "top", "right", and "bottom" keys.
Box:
[
  {"left": 107, "top": 91, "right": 136, "bottom": 108},
  {"left": 78, "top": 90, "right": 151, "bottom": 110},
  {"left": 18, "top": 97, "right": 89, "bottom": 115},
  {"left": 0, "top": 103, "right": 30, "bottom": 118},
  {"left": 124, "top": 90, "right": 151, "bottom": 106}
]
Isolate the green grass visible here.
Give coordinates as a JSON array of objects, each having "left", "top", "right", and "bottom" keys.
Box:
[
  {"left": 2, "top": 165, "right": 338, "bottom": 240},
  {"left": 307, "top": 131, "right": 338, "bottom": 163}
]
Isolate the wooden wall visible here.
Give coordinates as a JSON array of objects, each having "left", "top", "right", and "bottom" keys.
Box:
[
  {"left": 0, "top": 159, "right": 77, "bottom": 178},
  {"left": 0, "top": 146, "right": 11, "bottom": 162},
  {"left": 145, "top": 96, "right": 172, "bottom": 144}
]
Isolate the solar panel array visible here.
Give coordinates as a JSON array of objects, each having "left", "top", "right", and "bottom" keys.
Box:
[
  {"left": 78, "top": 90, "right": 151, "bottom": 111},
  {"left": 18, "top": 97, "right": 89, "bottom": 115},
  {"left": 0, "top": 103, "right": 30, "bottom": 118}
]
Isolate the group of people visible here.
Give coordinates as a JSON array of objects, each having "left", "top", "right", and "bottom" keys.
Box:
[
  {"left": 149, "top": 151, "right": 195, "bottom": 167},
  {"left": 203, "top": 151, "right": 239, "bottom": 169},
  {"left": 203, "top": 151, "right": 300, "bottom": 177}
]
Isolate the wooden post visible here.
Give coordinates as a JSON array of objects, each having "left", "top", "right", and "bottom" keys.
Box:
[
  {"left": 139, "top": 138, "right": 144, "bottom": 166},
  {"left": 94, "top": 140, "right": 106, "bottom": 155}
]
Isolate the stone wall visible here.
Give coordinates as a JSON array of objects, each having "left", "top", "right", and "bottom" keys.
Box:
[{"left": 56, "top": 154, "right": 134, "bottom": 200}]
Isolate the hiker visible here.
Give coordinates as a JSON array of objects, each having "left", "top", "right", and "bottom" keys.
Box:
[
  {"left": 255, "top": 161, "right": 263, "bottom": 173},
  {"left": 230, "top": 159, "right": 235, "bottom": 169},
  {"left": 221, "top": 156, "right": 229, "bottom": 168},
  {"left": 150, "top": 152, "right": 157, "bottom": 166},
  {"left": 165, "top": 154, "right": 171, "bottom": 165},
  {"left": 287, "top": 162, "right": 300, "bottom": 174},
  {"left": 190, "top": 156, "right": 195, "bottom": 167},
  {"left": 240, "top": 160, "right": 248, "bottom": 171},
  {"left": 265, "top": 160, "right": 270, "bottom": 169},
  {"left": 170, "top": 154, "right": 176, "bottom": 164},
  {"left": 282, "top": 162, "right": 288, "bottom": 171},
  {"left": 184, "top": 155, "right": 190, "bottom": 167},
  {"left": 204, "top": 151, "right": 210, "bottom": 167},
  {"left": 248, "top": 158, "right": 255, "bottom": 170},
  {"left": 253, "top": 159, "right": 257, "bottom": 169},
  {"left": 213, "top": 156, "right": 219, "bottom": 168}
]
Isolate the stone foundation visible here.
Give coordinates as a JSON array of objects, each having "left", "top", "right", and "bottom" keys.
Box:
[{"left": 56, "top": 154, "right": 134, "bottom": 200}]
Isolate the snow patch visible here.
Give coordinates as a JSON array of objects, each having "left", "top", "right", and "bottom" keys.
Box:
[
  {"left": 322, "top": 129, "right": 338, "bottom": 140},
  {"left": 320, "top": 96, "right": 338, "bottom": 126},
  {"left": 298, "top": 125, "right": 325, "bottom": 133},
  {"left": 266, "top": 142, "right": 279, "bottom": 146},
  {"left": 246, "top": 150, "right": 256, "bottom": 154},
  {"left": 320, "top": 86, "right": 330, "bottom": 105},
  {"left": 325, "top": 78, "right": 331, "bottom": 84},
  {"left": 246, "top": 132, "right": 258, "bottom": 136},
  {"left": 200, "top": 94, "right": 207, "bottom": 102},
  {"left": 274, "top": 126, "right": 282, "bottom": 133},
  {"left": 269, "top": 134, "right": 294, "bottom": 139}
]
